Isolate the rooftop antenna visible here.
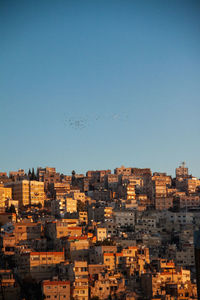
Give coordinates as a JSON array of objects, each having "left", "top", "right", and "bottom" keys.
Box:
[{"left": 181, "top": 161, "right": 186, "bottom": 168}]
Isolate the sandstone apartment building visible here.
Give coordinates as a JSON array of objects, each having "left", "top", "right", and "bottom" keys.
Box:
[{"left": 5, "top": 180, "right": 45, "bottom": 207}]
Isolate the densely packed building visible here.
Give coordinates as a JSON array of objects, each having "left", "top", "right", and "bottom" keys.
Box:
[{"left": 0, "top": 163, "right": 199, "bottom": 299}]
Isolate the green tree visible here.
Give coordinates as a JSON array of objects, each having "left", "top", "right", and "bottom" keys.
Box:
[
  {"left": 6, "top": 204, "right": 16, "bottom": 214},
  {"left": 9, "top": 204, "right": 16, "bottom": 213},
  {"left": 36, "top": 167, "right": 40, "bottom": 180},
  {"left": 37, "top": 203, "right": 42, "bottom": 209},
  {"left": 30, "top": 168, "right": 37, "bottom": 180},
  {"left": 28, "top": 168, "right": 31, "bottom": 179},
  {"left": 72, "top": 170, "right": 76, "bottom": 185}
]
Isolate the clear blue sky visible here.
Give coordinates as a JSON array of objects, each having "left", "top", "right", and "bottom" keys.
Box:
[{"left": 1, "top": 0, "right": 200, "bottom": 177}]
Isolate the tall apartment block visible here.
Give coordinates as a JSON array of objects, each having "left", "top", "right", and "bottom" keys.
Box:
[
  {"left": 0, "top": 184, "right": 12, "bottom": 209},
  {"left": 176, "top": 162, "right": 188, "bottom": 178},
  {"left": 5, "top": 180, "right": 45, "bottom": 207}
]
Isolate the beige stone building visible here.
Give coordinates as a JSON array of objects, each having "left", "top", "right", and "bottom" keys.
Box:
[
  {"left": 88, "top": 264, "right": 105, "bottom": 276},
  {"left": 29, "top": 180, "right": 45, "bottom": 205},
  {"left": 96, "top": 227, "right": 107, "bottom": 241},
  {"left": 79, "top": 211, "right": 88, "bottom": 224},
  {"left": 114, "top": 166, "right": 133, "bottom": 176},
  {"left": 9, "top": 169, "right": 26, "bottom": 181},
  {"left": 141, "top": 268, "right": 191, "bottom": 298},
  {"left": 45, "top": 220, "right": 82, "bottom": 240},
  {"left": 14, "top": 221, "right": 42, "bottom": 243},
  {"left": 179, "top": 194, "right": 200, "bottom": 208},
  {"left": 186, "top": 177, "right": 200, "bottom": 193},
  {"left": 90, "top": 245, "right": 117, "bottom": 264},
  {"left": 50, "top": 182, "right": 70, "bottom": 199},
  {"left": 152, "top": 179, "right": 167, "bottom": 200},
  {"left": 103, "top": 253, "right": 115, "bottom": 271},
  {"left": 42, "top": 280, "right": 70, "bottom": 300},
  {"left": 176, "top": 163, "right": 188, "bottom": 178},
  {"left": 155, "top": 197, "right": 173, "bottom": 210},
  {"left": 105, "top": 173, "right": 119, "bottom": 190},
  {"left": 0, "top": 184, "right": 12, "bottom": 211},
  {"left": 70, "top": 261, "right": 89, "bottom": 300},
  {"left": 5, "top": 180, "right": 45, "bottom": 207},
  {"left": 115, "top": 246, "right": 150, "bottom": 276},
  {"left": 90, "top": 206, "right": 112, "bottom": 223},
  {"left": 176, "top": 246, "right": 195, "bottom": 267},
  {"left": 51, "top": 197, "right": 77, "bottom": 216},
  {"left": 70, "top": 191, "right": 86, "bottom": 203},
  {"left": 126, "top": 183, "right": 136, "bottom": 200},
  {"left": 66, "top": 236, "right": 89, "bottom": 261},
  {"left": 152, "top": 173, "right": 172, "bottom": 203},
  {"left": 90, "top": 272, "right": 125, "bottom": 299},
  {"left": 86, "top": 169, "right": 111, "bottom": 182},
  {"left": 136, "top": 194, "right": 151, "bottom": 210},
  {"left": 1, "top": 233, "right": 16, "bottom": 256},
  {"left": 17, "top": 251, "right": 65, "bottom": 281},
  {"left": 38, "top": 167, "right": 61, "bottom": 191},
  {"left": 114, "top": 210, "right": 135, "bottom": 227}
]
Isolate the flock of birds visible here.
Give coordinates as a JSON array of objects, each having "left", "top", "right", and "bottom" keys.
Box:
[{"left": 64, "top": 113, "right": 128, "bottom": 130}]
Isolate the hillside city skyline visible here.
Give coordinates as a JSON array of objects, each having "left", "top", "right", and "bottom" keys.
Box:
[
  {"left": 1, "top": 162, "right": 199, "bottom": 180},
  {"left": 0, "top": 163, "right": 200, "bottom": 298}
]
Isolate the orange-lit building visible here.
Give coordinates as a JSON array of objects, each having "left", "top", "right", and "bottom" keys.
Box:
[
  {"left": 17, "top": 251, "right": 65, "bottom": 280},
  {"left": 5, "top": 180, "right": 45, "bottom": 207},
  {"left": 42, "top": 280, "right": 70, "bottom": 300}
]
